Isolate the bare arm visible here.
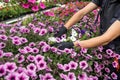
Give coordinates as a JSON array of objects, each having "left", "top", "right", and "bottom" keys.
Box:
[
  {"left": 74, "top": 20, "right": 120, "bottom": 48},
  {"left": 64, "top": 2, "right": 98, "bottom": 29}
]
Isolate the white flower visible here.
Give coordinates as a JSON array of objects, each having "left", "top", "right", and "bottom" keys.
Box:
[
  {"left": 48, "top": 37, "right": 56, "bottom": 42},
  {"left": 69, "top": 36, "right": 76, "bottom": 41},
  {"left": 60, "top": 38, "right": 67, "bottom": 42},
  {"left": 71, "top": 29, "right": 78, "bottom": 37}
]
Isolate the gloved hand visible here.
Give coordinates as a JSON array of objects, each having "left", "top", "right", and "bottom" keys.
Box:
[
  {"left": 52, "top": 42, "right": 74, "bottom": 50},
  {"left": 54, "top": 25, "right": 67, "bottom": 37}
]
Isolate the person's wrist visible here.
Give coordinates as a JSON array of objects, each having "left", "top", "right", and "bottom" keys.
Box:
[{"left": 73, "top": 40, "right": 81, "bottom": 47}]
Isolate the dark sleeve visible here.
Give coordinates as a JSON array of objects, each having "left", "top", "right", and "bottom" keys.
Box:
[{"left": 92, "top": 0, "right": 102, "bottom": 7}]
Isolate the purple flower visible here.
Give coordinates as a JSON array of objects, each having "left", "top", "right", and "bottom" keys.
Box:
[
  {"left": 17, "top": 55, "right": 25, "bottom": 63},
  {"left": 24, "top": 46, "right": 32, "bottom": 53},
  {"left": 17, "top": 67, "right": 26, "bottom": 74},
  {"left": 27, "top": 63, "right": 36, "bottom": 71},
  {"left": 18, "top": 48, "right": 27, "bottom": 54},
  {"left": 27, "top": 55, "right": 35, "bottom": 62},
  {"left": 0, "top": 50, "right": 4, "bottom": 58},
  {"left": 18, "top": 72, "right": 29, "bottom": 80},
  {"left": 79, "top": 61, "right": 88, "bottom": 70},
  {"left": 44, "top": 73, "right": 54, "bottom": 80},
  {"left": 42, "top": 45, "right": 50, "bottom": 52},
  {"left": 78, "top": 73, "right": 88, "bottom": 80},
  {"left": 5, "top": 72, "right": 18, "bottom": 80},
  {"left": 28, "top": 23, "right": 35, "bottom": 28},
  {"left": 12, "top": 40, "right": 21, "bottom": 45},
  {"left": 37, "top": 60, "right": 47, "bottom": 70},
  {"left": 111, "top": 72, "right": 118, "bottom": 79},
  {"left": 5, "top": 62, "right": 17, "bottom": 72},
  {"left": 48, "top": 26, "right": 54, "bottom": 32},
  {"left": 0, "top": 42, "right": 6, "bottom": 49},
  {"left": 81, "top": 48, "right": 87, "bottom": 53},
  {"left": 33, "top": 28, "right": 40, "bottom": 34},
  {"left": 57, "top": 63, "right": 64, "bottom": 70},
  {"left": 35, "top": 54, "right": 45, "bottom": 63},
  {"left": 32, "top": 47, "right": 39, "bottom": 54},
  {"left": 64, "top": 48, "right": 72, "bottom": 54},
  {"left": 29, "top": 42, "right": 36, "bottom": 47},
  {"left": 112, "top": 61, "right": 118, "bottom": 68},
  {"left": 69, "top": 61, "right": 78, "bottom": 70},
  {"left": 63, "top": 64, "right": 70, "bottom": 72},
  {"left": 25, "top": 70, "right": 37, "bottom": 78},
  {"left": 96, "top": 54, "right": 102, "bottom": 59},
  {"left": 105, "top": 67, "right": 110, "bottom": 73},
  {"left": 0, "top": 35, "right": 8, "bottom": 41},
  {"left": 38, "top": 41, "right": 47, "bottom": 47},
  {"left": 4, "top": 52, "right": 13, "bottom": 57},
  {"left": 98, "top": 46, "right": 103, "bottom": 52},
  {"left": 68, "top": 72, "right": 76, "bottom": 80},
  {"left": 38, "top": 22, "right": 46, "bottom": 27},
  {"left": 20, "top": 37, "right": 28, "bottom": 44},
  {"left": 39, "top": 29, "right": 47, "bottom": 36},
  {"left": 50, "top": 47, "right": 57, "bottom": 53},
  {"left": 106, "top": 49, "right": 113, "bottom": 55},
  {"left": 60, "top": 73, "right": 69, "bottom": 80},
  {"left": 0, "top": 65, "right": 6, "bottom": 77}
]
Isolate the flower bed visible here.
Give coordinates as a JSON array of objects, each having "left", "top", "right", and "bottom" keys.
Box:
[{"left": 0, "top": 1, "right": 119, "bottom": 80}]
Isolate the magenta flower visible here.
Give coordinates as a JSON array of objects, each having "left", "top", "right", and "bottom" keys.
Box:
[
  {"left": 68, "top": 72, "right": 76, "bottom": 80},
  {"left": 106, "top": 49, "right": 113, "bottom": 55},
  {"left": 4, "top": 52, "right": 13, "bottom": 57},
  {"left": 27, "top": 63, "right": 37, "bottom": 71},
  {"left": 105, "top": 67, "right": 110, "bottom": 73},
  {"left": 48, "top": 26, "right": 54, "bottom": 32},
  {"left": 79, "top": 61, "right": 88, "bottom": 70},
  {"left": 78, "top": 73, "right": 88, "bottom": 80},
  {"left": 0, "top": 42, "right": 6, "bottom": 49},
  {"left": 29, "top": 42, "right": 36, "bottom": 47},
  {"left": 18, "top": 73, "right": 29, "bottom": 80},
  {"left": 22, "top": 3, "right": 30, "bottom": 9},
  {"left": 12, "top": 40, "right": 21, "bottom": 46},
  {"left": 32, "top": 5, "right": 39, "bottom": 12},
  {"left": 5, "top": 72, "right": 18, "bottom": 80},
  {"left": 35, "top": 54, "right": 45, "bottom": 63},
  {"left": 0, "top": 35, "right": 8, "bottom": 41},
  {"left": 38, "top": 22, "right": 46, "bottom": 27},
  {"left": 42, "top": 45, "right": 50, "bottom": 52},
  {"left": 17, "top": 55, "right": 25, "bottom": 63},
  {"left": 44, "top": 73, "right": 54, "bottom": 80},
  {"left": 38, "top": 41, "right": 47, "bottom": 47},
  {"left": 111, "top": 72, "right": 118, "bottom": 79},
  {"left": 28, "top": 0, "right": 36, "bottom": 4},
  {"left": 57, "top": 63, "right": 64, "bottom": 70},
  {"left": 112, "top": 61, "right": 118, "bottom": 68},
  {"left": 27, "top": 55, "right": 35, "bottom": 62},
  {"left": 0, "top": 65, "right": 6, "bottom": 77},
  {"left": 39, "top": 29, "right": 47, "bottom": 36},
  {"left": 17, "top": 67, "right": 26, "bottom": 74},
  {"left": 25, "top": 70, "right": 37, "bottom": 78},
  {"left": 24, "top": 46, "right": 32, "bottom": 53},
  {"left": 4, "top": 0, "right": 10, "bottom": 3},
  {"left": 5, "top": 62, "right": 17, "bottom": 72},
  {"left": 33, "top": 28, "right": 41, "bottom": 34},
  {"left": 63, "top": 64, "right": 70, "bottom": 72},
  {"left": 20, "top": 37, "right": 28, "bottom": 44},
  {"left": 32, "top": 47, "right": 39, "bottom": 54},
  {"left": 0, "top": 50, "right": 4, "bottom": 58},
  {"left": 39, "top": 2, "right": 46, "bottom": 9},
  {"left": 45, "top": 11, "right": 55, "bottom": 17},
  {"left": 51, "top": 47, "right": 57, "bottom": 53},
  {"left": 18, "top": 48, "right": 27, "bottom": 54},
  {"left": 69, "top": 61, "right": 78, "bottom": 70},
  {"left": 60, "top": 73, "right": 69, "bottom": 80},
  {"left": 37, "top": 60, "right": 47, "bottom": 70},
  {"left": 64, "top": 48, "right": 72, "bottom": 54},
  {"left": 96, "top": 54, "right": 102, "bottom": 59}
]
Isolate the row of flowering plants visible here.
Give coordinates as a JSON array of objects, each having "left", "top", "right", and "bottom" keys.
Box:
[{"left": 0, "top": 1, "right": 119, "bottom": 80}]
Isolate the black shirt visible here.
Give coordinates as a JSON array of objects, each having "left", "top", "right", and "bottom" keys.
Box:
[{"left": 92, "top": 0, "right": 120, "bottom": 53}]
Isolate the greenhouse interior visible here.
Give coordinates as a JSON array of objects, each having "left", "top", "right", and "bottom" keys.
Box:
[{"left": 0, "top": 0, "right": 120, "bottom": 80}]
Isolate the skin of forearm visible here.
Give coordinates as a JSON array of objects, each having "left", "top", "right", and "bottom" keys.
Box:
[
  {"left": 64, "top": 9, "right": 85, "bottom": 29},
  {"left": 73, "top": 35, "right": 110, "bottom": 48}
]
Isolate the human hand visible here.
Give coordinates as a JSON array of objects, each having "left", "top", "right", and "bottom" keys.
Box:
[
  {"left": 52, "top": 42, "right": 74, "bottom": 50},
  {"left": 54, "top": 25, "right": 67, "bottom": 37}
]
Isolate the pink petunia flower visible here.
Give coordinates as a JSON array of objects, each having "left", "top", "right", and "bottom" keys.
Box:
[
  {"left": 22, "top": 3, "right": 30, "bottom": 9},
  {"left": 32, "top": 5, "right": 39, "bottom": 12},
  {"left": 39, "top": 2, "right": 46, "bottom": 9},
  {"left": 5, "top": 62, "right": 17, "bottom": 72},
  {"left": 79, "top": 61, "right": 88, "bottom": 70},
  {"left": 0, "top": 65, "right": 6, "bottom": 77},
  {"left": 28, "top": 0, "right": 36, "bottom": 4}
]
